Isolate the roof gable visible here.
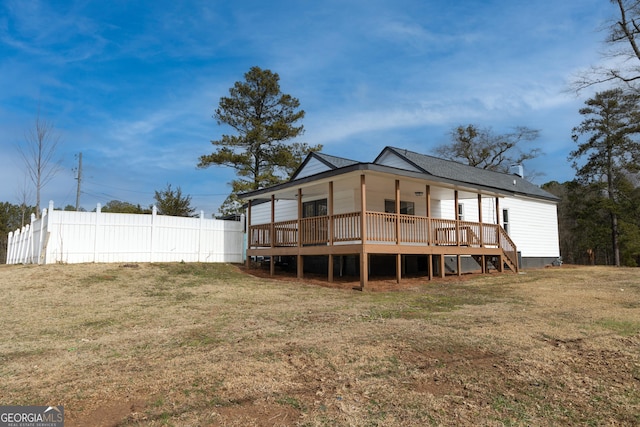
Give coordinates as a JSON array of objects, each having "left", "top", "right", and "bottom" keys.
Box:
[
  {"left": 374, "top": 149, "right": 422, "bottom": 172},
  {"left": 291, "top": 152, "right": 359, "bottom": 180}
]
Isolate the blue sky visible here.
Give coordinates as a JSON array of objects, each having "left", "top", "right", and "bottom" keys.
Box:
[{"left": 0, "top": 0, "right": 616, "bottom": 216}]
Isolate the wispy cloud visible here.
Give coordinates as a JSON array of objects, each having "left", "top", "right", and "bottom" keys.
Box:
[{"left": 1, "top": 0, "right": 108, "bottom": 63}]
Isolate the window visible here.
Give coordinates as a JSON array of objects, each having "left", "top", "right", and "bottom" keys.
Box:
[
  {"left": 502, "top": 209, "right": 509, "bottom": 234},
  {"left": 457, "top": 203, "right": 464, "bottom": 221},
  {"left": 303, "top": 199, "right": 327, "bottom": 218},
  {"left": 384, "top": 200, "right": 415, "bottom": 215}
]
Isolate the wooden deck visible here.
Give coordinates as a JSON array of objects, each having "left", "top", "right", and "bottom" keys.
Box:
[{"left": 247, "top": 211, "right": 518, "bottom": 287}]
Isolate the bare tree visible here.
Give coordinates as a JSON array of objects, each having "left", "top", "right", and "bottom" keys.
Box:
[
  {"left": 16, "top": 110, "right": 62, "bottom": 217},
  {"left": 15, "top": 172, "right": 34, "bottom": 227},
  {"left": 433, "top": 124, "right": 541, "bottom": 173},
  {"left": 574, "top": 0, "right": 640, "bottom": 92}
]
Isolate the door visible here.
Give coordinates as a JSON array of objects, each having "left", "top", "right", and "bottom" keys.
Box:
[
  {"left": 302, "top": 199, "right": 328, "bottom": 244},
  {"left": 303, "top": 199, "right": 327, "bottom": 218}
]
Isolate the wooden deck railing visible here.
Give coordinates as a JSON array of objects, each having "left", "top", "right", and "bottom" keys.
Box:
[
  {"left": 367, "top": 212, "right": 396, "bottom": 242},
  {"left": 459, "top": 221, "right": 482, "bottom": 246},
  {"left": 431, "top": 218, "right": 457, "bottom": 245},
  {"left": 333, "top": 212, "right": 361, "bottom": 242},
  {"left": 300, "top": 216, "right": 329, "bottom": 245},
  {"left": 401, "top": 214, "right": 429, "bottom": 243},
  {"left": 250, "top": 224, "right": 271, "bottom": 247},
  {"left": 250, "top": 211, "right": 514, "bottom": 252},
  {"left": 274, "top": 220, "right": 298, "bottom": 247}
]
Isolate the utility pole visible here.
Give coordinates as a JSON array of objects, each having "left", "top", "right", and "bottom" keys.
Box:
[{"left": 75, "top": 152, "right": 82, "bottom": 211}]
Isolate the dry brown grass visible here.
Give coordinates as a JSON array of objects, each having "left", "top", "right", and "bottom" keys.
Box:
[{"left": 0, "top": 263, "right": 639, "bottom": 426}]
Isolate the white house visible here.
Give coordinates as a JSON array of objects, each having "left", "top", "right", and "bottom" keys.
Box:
[{"left": 241, "top": 147, "right": 560, "bottom": 289}]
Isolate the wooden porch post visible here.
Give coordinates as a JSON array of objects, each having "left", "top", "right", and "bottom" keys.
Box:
[
  {"left": 478, "top": 194, "right": 483, "bottom": 246},
  {"left": 270, "top": 195, "right": 275, "bottom": 276},
  {"left": 360, "top": 174, "right": 368, "bottom": 289},
  {"left": 297, "top": 188, "right": 303, "bottom": 279},
  {"left": 328, "top": 181, "right": 334, "bottom": 283},
  {"left": 495, "top": 197, "right": 501, "bottom": 250},
  {"left": 456, "top": 191, "right": 462, "bottom": 277},
  {"left": 439, "top": 254, "right": 445, "bottom": 278},
  {"left": 454, "top": 190, "right": 460, "bottom": 246},
  {"left": 495, "top": 197, "right": 502, "bottom": 273},
  {"left": 395, "top": 180, "right": 401, "bottom": 284},
  {"left": 245, "top": 199, "right": 252, "bottom": 268},
  {"left": 478, "top": 194, "right": 485, "bottom": 273},
  {"left": 455, "top": 191, "right": 461, "bottom": 276},
  {"left": 426, "top": 185, "right": 432, "bottom": 246},
  {"left": 424, "top": 185, "right": 433, "bottom": 281},
  {"left": 395, "top": 180, "right": 401, "bottom": 244}
]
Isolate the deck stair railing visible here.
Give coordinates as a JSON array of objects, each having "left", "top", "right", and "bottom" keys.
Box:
[{"left": 497, "top": 226, "right": 518, "bottom": 272}]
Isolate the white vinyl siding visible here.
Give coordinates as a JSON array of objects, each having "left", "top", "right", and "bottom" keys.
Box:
[
  {"left": 437, "top": 200, "right": 457, "bottom": 220},
  {"left": 499, "top": 197, "right": 559, "bottom": 258},
  {"left": 249, "top": 199, "right": 298, "bottom": 225},
  {"left": 449, "top": 196, "right": 560, "bottom": 258},
  {"left": 334, "top": 189, "right": 359, "bottom": 214},
  {"left": 456, "top": 198, "right": 494, "bottom": 224}
]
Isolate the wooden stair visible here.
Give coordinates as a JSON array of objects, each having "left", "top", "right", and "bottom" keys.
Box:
[
  {"left": 502, "top": 254, "right": 518, "bottom": 273},
  {"left": 472, "top": 253, "right": 518, "bottom": 274}
]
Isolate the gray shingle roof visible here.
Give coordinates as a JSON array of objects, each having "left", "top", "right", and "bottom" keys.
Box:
[
  {"left": 378, "top": 146, "right": 557, "bottom": 200},
  {"left": 314, "top": 152, "right": 359, "bottom": 169}
]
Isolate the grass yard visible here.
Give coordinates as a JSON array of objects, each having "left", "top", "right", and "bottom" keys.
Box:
[{"left": 0, "top": 263, "right": 639, "bottom": 426}]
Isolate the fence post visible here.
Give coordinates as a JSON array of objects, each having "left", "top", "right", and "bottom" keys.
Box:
[
  {"left": 15, "top": 228, "right": 24, "bottom": 264},
  {"left": 14, "top": 229, "right": 23, "bottom": 264},
  {"left": 198, "top": 210, "right": 204, "bottom": 262},
  {"left": 151, "top": 205, "right": 157, "bottom": 262},
  {"left": 45, "top": 201, "right": 55, "bottom": 263},
  {"left": 20, "top": 225, "right": 30, "bottom": 264},
  {"left": 94, "top": 203, "right": 101, "bottom": 262},
  {"left": 6, "top": 231, "right": 13, "bottom": 264},
  {"left": 37, "top": 209, "right": 45, "bottom": 264},
  {"left": 240, "top": 213, "right": 246, "bottom": 263},
  {"left": 27, "top": 213, "right": 36, "bottom": 263},
  {"left": 14, "top": 227, "right": 21, "bottom": 263}
]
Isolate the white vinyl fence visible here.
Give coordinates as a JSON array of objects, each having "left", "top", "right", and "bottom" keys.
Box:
[{"left": 6, "top": 201, "right": 245, "bottom": 265}]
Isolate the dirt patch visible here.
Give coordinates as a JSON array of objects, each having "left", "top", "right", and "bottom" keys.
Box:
[
  {"left": 72, "top": 399, "right": 147, "bottom": 427},
  {"left": 0, "top": 263, "right": 638, "bottom": 426},
  {"left": 214, "top": 403, "right": 302, "bottom": 427}
]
